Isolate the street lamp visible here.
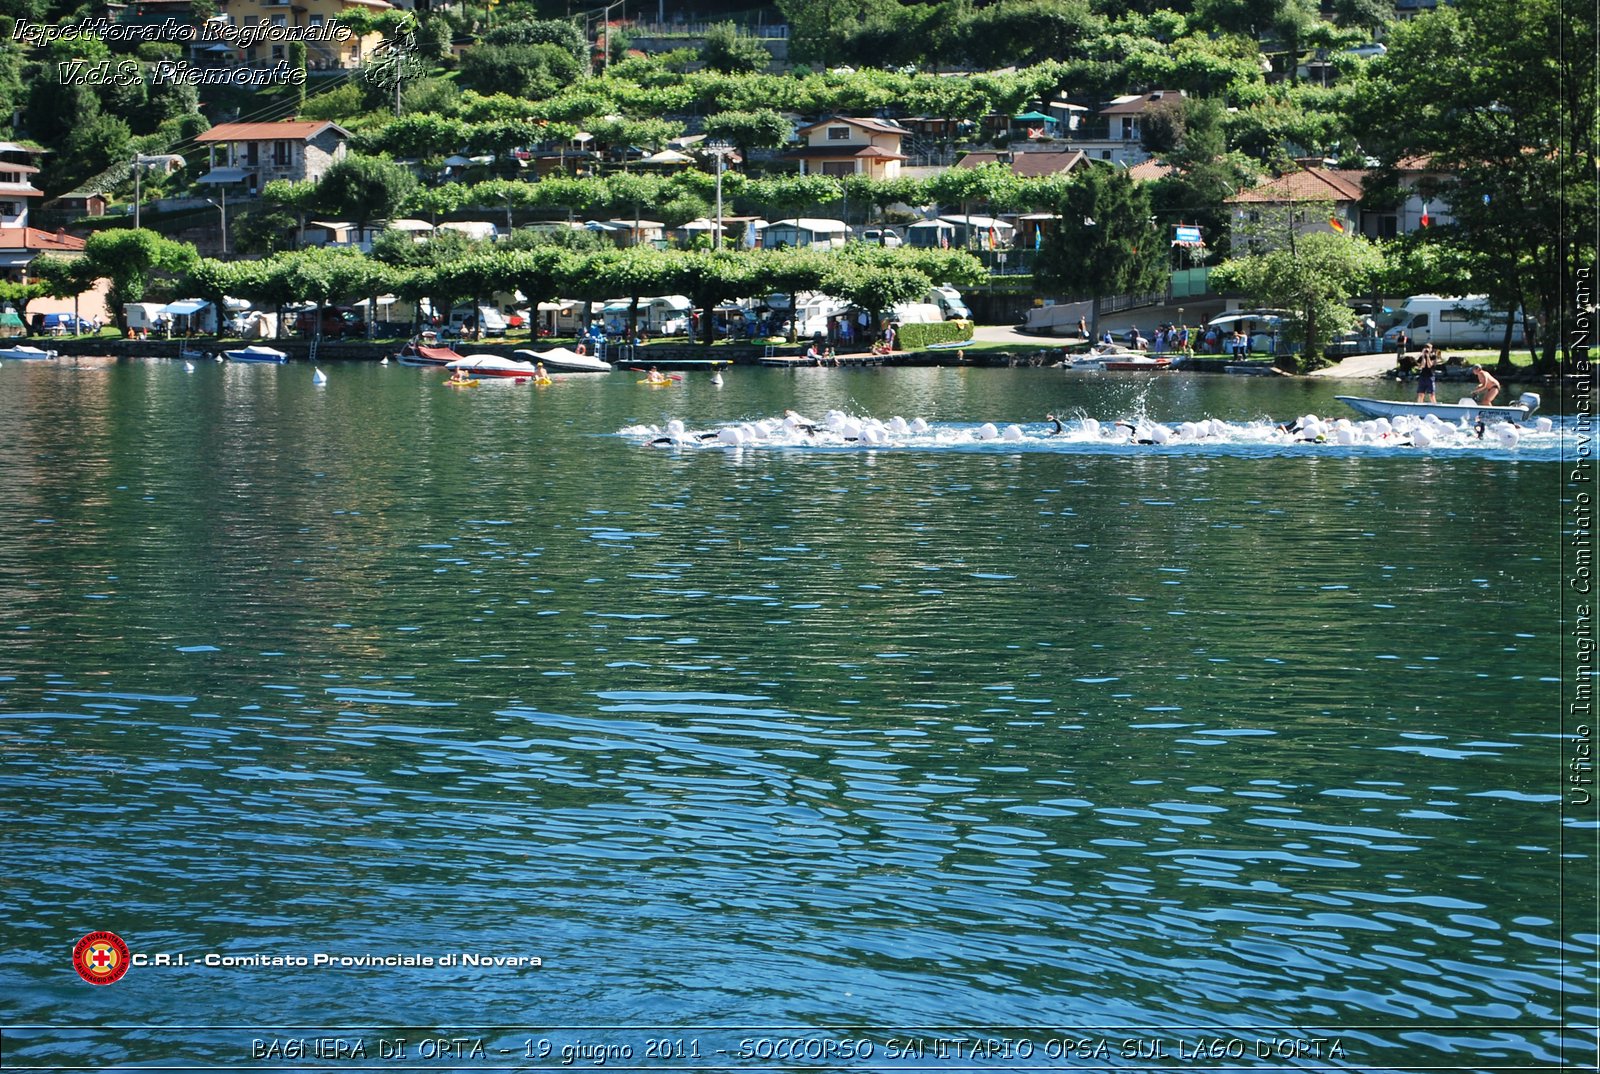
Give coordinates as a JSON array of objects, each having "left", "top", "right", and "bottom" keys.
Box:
[
  {"left": 704, "top": 141, "right": 734, "bottom": 250},
  {"left": 131, "top": 154, "right": 185, "bottom": 230},
  {"left": 203, "top": 195, "right": 228, "bottom": 256}
]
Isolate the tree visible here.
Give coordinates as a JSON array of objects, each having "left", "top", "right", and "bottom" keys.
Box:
[
  {"left": 80, "top": 229, "right": 199, "bottom": 335},
  {"left": 698, "top": 23, "right": 772, "bottom": 74},
  {"left": 458, "top": 43, "right": 583, "bottom": 100},
  {"left": 312, "top": 156, "right": 419, "bottom": 233},
  {"left": 702, "top": 110, "right": 791, "bottom": 164},
  {"left": 1210, "top": 231, "right": 1385, "bottom": 369},
  {"left": 1034, "top": 166, "right": 1166, "bottom": 340},
  {"left": 1352, "top": 0, "right": 1593, "bottom": 370}
]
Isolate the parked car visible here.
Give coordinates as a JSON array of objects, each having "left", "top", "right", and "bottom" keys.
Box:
[
  {"left": 293, "top": 306, "right": 366, "bottom": 338},
  {"left": 858, "top": 227, "right": 903, "bottom": 248}
]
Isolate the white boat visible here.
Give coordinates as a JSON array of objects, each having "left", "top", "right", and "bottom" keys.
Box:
[
  {"left": 446, "top": 354, "right": 540, "bottom": 379},
  {"left": 1335, "top": 392, "right": 1540, "bottom": 424},
  {"left": 224, "top": 345, "right": 289, "bottom": 363},
  {"left": 0, "top": 344, "right": 58, "bottom": 360},
  {"left": 1067, "top": 345, "right": 1166, "bottom": 371},
  {"left": 517, "top": 347, "right": 611, "bottom": 373},
  {"left": 397, "top": 342, "right": 463, "bottom": 366}
]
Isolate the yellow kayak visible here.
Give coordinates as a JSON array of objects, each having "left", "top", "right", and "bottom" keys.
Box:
[{"left": 445, "top": 378, "right": 480, "bottom": 388}]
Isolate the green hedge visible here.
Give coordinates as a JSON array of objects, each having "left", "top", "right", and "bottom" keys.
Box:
[{"left": 897, "top": 320, "right": 973, "bottom": 350}]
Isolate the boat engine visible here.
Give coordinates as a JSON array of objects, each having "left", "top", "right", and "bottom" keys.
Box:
[{"left": 1519, "top": 392, "right": 1541, "bottom": 415}]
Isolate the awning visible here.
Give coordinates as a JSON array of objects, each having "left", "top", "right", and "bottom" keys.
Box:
[
  {"left": 197, "top": 168, "right": 250, "bottom": 185},
  {"left": 161, "top": 299, "right": 211, "bottom": 316},
  {"left": 0, "top": 253, "right": 33, "bottom": 268}
]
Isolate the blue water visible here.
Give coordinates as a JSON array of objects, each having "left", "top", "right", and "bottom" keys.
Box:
[{"left": 0, "top": 357, "right": 1593, "bottom": 1072}]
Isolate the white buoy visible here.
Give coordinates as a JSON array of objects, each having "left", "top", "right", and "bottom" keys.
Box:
[
  {"left": 184, "top": 361, "right": 195, "bottom": 373},
  {"left": 1535, "top": 417, "right": 1553, "bottom": 433},
  {"left": 1002, "top": 423, "right": 1024, "bottom": 442},
  {"left": 313, "top": 367, "right": 327, "bottom": 385},
  {"left": 711, "top": 370, "right": 724, "bottom": 386},
  {"left": 976, "top": 422, "right": 999, "bottom": 440},
  {"left": 909, "top": 417, "right": 930, "bottom": 435},
  {"left": 380, "top": 356, "right": 389, "bottom": 365}
]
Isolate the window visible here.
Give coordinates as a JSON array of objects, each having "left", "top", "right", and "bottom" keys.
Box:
[
  {"left": 1379, "top": 215, "right": 1398, "bottom": 238},
  {"left": 0, "top": 201, "right": 17, "bottom": 217},
  {"left": 821, "top": 161, "right": 853, "bottom": 177},
  {"left": 827, "top": 126, "right": 851, "bottom": 141},
  {"left": 274, "top": 141, "right": 291, "bottom": 166},
  {"left": 271, "top": 44, "right": 285, "bottom": 60},
  {"left": 309, "top": 13, "right": 323, "bottom": 25},
  {"left": 0, "top": 170, "right": 18, "bottom": 183},
  {"left": 246, "top": 142, "right": 259, "bottom": 165},
  {"left": 1409, "top": 313, "right": 1429, "bottom": 329},
  {"left": 269, "top": 14, "right": 286, "bottom": 28}
]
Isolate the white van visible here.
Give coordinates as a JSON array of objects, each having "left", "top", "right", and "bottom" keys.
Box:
[
  {"left": 1382, "top": 295, "right": 1524, "bottom": 348},
  {"left": 449, "top": 305, "right": 508, "bottom": 337},
  {"left": 929, "top": 285, "right": 970, "bottom": 320}
]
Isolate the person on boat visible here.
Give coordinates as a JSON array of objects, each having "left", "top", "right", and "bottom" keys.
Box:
[
  {"left": 1469, "top": 364, "right": 1501, "bottom": 406},
  {"left": 1415, "top": 346, "right": 1438, "bottom": 403},
  {"left": 534, "top": 362, "right": 548, "bottom": 381},
  {"left": 647, "top": 366, "right": 669, "bottom": 385}
]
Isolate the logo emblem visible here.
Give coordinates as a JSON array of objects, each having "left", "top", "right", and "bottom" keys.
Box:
[{"left": 73, "top": 932, "right": 130, "bottom": 985}]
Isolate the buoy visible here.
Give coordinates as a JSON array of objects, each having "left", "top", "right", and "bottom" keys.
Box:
[
  {"left": 711, "top": 370, "right": 723, "bottom": 386},
  {"left": 1002, "top": 423, "right": 1024, "bottom": 441},
  {"left": 380, "top": 356, "right": 389, "bottom": 365},
  {"left": 1535, "top": 417, "right": 1553, "bottom": 433},
  {"left": 313, "top": 367, "right": 327, "bottom": 385},
  {"left": 184, "top": 361, "right": 195, "bottom": 373},
  {"left": 976, "top": 423, "right": 999, "bottom": 440}
]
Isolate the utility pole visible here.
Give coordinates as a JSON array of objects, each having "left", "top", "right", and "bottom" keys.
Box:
[{"left": 705, "top": 141, "right": 734, "bottom": 250}]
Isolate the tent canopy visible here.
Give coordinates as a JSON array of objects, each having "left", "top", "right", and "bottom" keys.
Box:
[{"left": 161, "top": 299, "right": 210, "bottom": 316}]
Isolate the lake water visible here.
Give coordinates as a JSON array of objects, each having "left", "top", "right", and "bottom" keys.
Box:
[{"left": 0, "top": 357, "right": 1593, "bottom": 1072}]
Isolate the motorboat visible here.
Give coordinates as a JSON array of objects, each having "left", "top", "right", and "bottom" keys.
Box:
[
  {"left": 518, "top": 347, "right": 611, "bottom": 373},
  {"left": 0, "top": 344, "right": 58, "bottom": 359},
  {"left": 447, "top": 354, "right": 539, "bottom": 379},
  {"left": 396, "top": 342, "right": 463, "bottom": 366},
  {"left": 1065, "top": 344, "right": 1169, "bottom": 371},
  {"left": 223, "top": 345, "right": 288, "bottom": 363},
  {"left": 1335, "top": 392, "right": 1540, "bottom": 424}
]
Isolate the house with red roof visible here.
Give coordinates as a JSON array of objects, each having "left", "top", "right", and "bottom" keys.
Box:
[
  {"left": 0, "top": 226, "right": 88, "bottom": 285},
  {"left": 0, "top": 142, "right": 47, "bottom": 229},
  {"left": 784, "top": 117, "right": 909, "bottom": 180},
  {"left": 195, "top": 120, "right": 351, "bottom": 195},
  {"left": 1224, "top": 166, "right": 1366, "bottom": 249}
]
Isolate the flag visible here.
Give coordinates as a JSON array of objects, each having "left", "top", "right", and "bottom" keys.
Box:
[
  {"left": 988, "top": 225, "right": 999, "bottom": 250},
  {"left": 1027, "top": 126, "right": 1045, "bottom": 139},
  {"left": 1328, "top": 217, "right": 1345, "bottom": 233},
  {"left": 940, "top": 233, "right": 949, "bottom": 249},
  {"left": 1420, "top": 203, "right": 1431, "bottom": 227},
  {"left": 1034, "top": 227, "right": 1042, "bottom": 250}
]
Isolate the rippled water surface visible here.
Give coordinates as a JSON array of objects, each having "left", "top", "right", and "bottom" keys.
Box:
[{"left": 0, "top": 358, "right": 1592, "bottom": 1072}]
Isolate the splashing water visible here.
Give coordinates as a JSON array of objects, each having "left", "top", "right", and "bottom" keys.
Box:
[{"left": 618, "top": 409, "right": 1570, "bottom": 459}]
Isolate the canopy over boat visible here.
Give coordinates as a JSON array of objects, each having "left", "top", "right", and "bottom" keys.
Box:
[
  {"left": 398, "top": 343, "right": 463, "bottom": 366},
  {"left": 1336, "top": 392, "right": 1539, "bottom": 424}
]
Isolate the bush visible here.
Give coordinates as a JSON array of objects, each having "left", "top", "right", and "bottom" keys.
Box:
[{"left": 896, "top": 320, "right": 973, "bottom": 350}]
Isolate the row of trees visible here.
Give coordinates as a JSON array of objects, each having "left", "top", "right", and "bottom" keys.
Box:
[{"left": 19, "top": 229, "right": 988, "bottom": 346}]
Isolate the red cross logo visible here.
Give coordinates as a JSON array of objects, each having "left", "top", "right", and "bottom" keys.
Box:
[{"left": 73, "top": 932, "right": 130, "bottom": 985}]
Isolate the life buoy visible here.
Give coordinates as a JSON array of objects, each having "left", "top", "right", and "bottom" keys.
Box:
[{"left": 574, "top": 343, "right": 587, "bottom": 356}]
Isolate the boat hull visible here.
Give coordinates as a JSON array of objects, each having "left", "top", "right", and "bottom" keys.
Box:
[
  {"left": 516, "top": 348, "right": 611, "bottom": 373},
  {"left": 1335, "top": 395, "right": 1536, "bottom": 424},
  {"left": 448, "top": 355, "right": 537, "bottom": 378},
  {"left": 0, "top": 346, "right": 57, "bottom": 360},
  {"left": 224, "top": 347, "right": 288, "bottom": 363}
]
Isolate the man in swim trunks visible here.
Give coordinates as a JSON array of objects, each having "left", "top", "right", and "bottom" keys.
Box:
[{"left": 1469, "top": 364, "right": 1500, "bottom": 406}]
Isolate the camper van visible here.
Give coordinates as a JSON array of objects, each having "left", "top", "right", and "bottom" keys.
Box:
[
  {"left": 929, "top": 285, "right": 971, "bottom": 321},
  {"left": 449, "top": 305, "right": 508, "bottom": 338},
  {"left": 1382, "top": 295, "right": 1525, "bottom": 348}
]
